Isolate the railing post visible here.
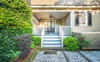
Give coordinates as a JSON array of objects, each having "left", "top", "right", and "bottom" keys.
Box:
[
  {"left": 59, "top": 26, "right": 61, "bottom": 36},
  {"left": 70, "top": 26, "right": 72, "bottom": 36},
  {"left": 60, "top": 26, "right": 64, "bottom": 47},
  {"left": 41, "top": 26, "right": 45, "bottom": 47},
  {"left": 41, "top": 27, "right": 43, "bottom": 47},
  {"left": 61, "top": 31, "right": 64, "bottom": 47}
]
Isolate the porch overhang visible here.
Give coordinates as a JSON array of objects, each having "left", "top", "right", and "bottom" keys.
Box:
[{"left": 31, "top": 6, "right": 100, "bottom": 11}]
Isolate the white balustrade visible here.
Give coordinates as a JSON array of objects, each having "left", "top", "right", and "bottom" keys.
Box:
[
  {"left": 60, "top": 26, "right": 64, "bottom": 47},
  {"left": 59, "top": 26, "right": 72, "bottom": 47},
  {"left": 41, "top": 26, "right": 45, "bottom": 47},
  {"left": 33, "top": 26, "right": 45, "bottom": 47}
]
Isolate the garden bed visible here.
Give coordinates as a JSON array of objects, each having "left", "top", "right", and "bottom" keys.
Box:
[{"left": 15, "top": 46, "right": 43, "bottom": 62}]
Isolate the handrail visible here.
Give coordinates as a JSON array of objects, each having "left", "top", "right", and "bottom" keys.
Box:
[
  {"left": 33, "top": 26, "right": 43, "bottom": 36},
  {"left": 60, "top": 26, "right": 72, "bottom": 47},
  {"left": 41, "top": 26, "right": 45, "bottom": 47},
  {"left": 61, "top": 30, "right": 64, "bottom": 47},
  {"left": 61, "top": 26, "right": 72, "bottom": 36}
]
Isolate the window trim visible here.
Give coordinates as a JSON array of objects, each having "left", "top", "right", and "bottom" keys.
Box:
[{"left": 74, "top": 11, "right": 89, "bottom": 26}]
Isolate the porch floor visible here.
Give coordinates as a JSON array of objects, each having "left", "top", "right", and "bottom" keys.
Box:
[{"left": 45, "top": 33, "right": 59, "bottom": 36}]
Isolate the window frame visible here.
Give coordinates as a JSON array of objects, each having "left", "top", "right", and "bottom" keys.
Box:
[{"left": 74, "top": 11, "right": 89, "bottom": 26}]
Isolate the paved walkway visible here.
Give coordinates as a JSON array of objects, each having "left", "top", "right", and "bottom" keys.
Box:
[
  {"left": 64, "top": 51, "right": 88, "bottom": 62},
  {"left": 33, "top": 51, "right": 66, "bottom": 62},
  {"left": 80, "top": 51, "right": 100, "bottom": 62},
  {"left": 33, "top": 50, "right": 100, "bottom": 62}
]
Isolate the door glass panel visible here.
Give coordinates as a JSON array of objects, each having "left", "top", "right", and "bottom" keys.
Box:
[
  {"left": 45, "top": 21, "right": 55, "bottom": 33},
  {"left": 52, "top": 22, "right": 55, "bottom": 27}
]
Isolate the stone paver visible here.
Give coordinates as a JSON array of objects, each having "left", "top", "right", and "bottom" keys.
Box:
[
  {"left": 33, "top": 51, "right": 66, "bottom": 62},
  {"left": 64, "top": 51, "right": 88, "bottom": 62},
  {"left": 80, "top": 51, "right": 100, "bottom": 62},
  {"left": 33, "top": 50, "right": 100, "bottom": 62}
]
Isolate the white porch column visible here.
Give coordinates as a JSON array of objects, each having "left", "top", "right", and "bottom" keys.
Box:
[
  {"left": 70, "top": 10, "right": 75, "bottom": 27},
  {"left": 85, "top": 10, "right": 88, "bottom": 26}
]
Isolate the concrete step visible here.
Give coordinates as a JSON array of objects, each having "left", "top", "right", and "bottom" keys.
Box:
[
  {"left": 43, "top": 47, "right": 64, "bottom": 50},
  {"left": 45, "top": 33, "right": 59, "bottom": 36},
  {"left": 42, "top": 33, "right": 62, "bottom": 48},
  {"left": 44, "top": 36, "right": 60, "bottom": 37},
  {"left": 43, "top": 43, "right": 62, "bottom": 45},
  {"left": 44, "top": 37, "right": 60, "bottom": 39},
  {"left": 43, "top": 42, "right": 61, "bottom": 43},
  {"left": 44, "top": 39, "right": 61, "bottom": 40},
  {"left": 43, "top": 40, "right": 61, "bottom": 42},
  {"left": 42, "top": 45, "right": 62, "bottom": 47}
]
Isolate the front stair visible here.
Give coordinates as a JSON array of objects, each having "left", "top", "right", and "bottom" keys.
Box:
[{"left": 42, "top": 33, "right": 63, "bottom": 48}]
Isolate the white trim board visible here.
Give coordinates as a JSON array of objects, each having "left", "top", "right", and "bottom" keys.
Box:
[
  {"left": 32, "top": 10, "right": 93, "bottom": 12},
  {"left": 31, "top": 6, "right": 100, "bottom": 8}
]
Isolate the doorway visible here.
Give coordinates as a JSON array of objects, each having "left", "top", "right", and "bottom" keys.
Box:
[{"left": 45, "top": 21, "right": 55, "bottom": 33}]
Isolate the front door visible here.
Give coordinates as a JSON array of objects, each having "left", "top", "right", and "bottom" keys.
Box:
[{"left": 45, "top": 21, "right": 55, "bottom": 33}]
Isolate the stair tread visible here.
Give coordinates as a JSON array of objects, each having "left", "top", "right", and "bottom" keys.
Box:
[
  {"left": 45, "top": 33, "right": 59, "bottom": 36},
  {"left": 42, "top": 33, "right": 63, "bottom": 47},
  {"left": 43, "top": 43, "right": 62, "bottom": 45},
  {"left": 44, "top": 39, "right": 61, "bottom": 40},
  {"left": 43, "top": 37, "right": 60, "bottom": 39},
  {"left": 44, "top": 36, "right": 60, "bottom": 37},
  {"left": 44, "top": 40, "right": 61, "bottom": 42},
  {"left": 42, "top": 46, "right": 62, "bottom": 47},
  {"left": 43, "top": 41, "right": 61, "bottom": 43}
]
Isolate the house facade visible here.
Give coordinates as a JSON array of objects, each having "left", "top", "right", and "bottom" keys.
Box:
[{"left": 27, "top": 0, "right": 100, "bottom": 49}]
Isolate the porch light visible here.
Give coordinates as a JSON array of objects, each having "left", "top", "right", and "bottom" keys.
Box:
[{"left": 49, "top": 13, "right": 56, "bottom": 20}]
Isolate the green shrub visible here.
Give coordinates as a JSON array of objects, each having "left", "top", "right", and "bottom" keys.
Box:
[
  {"left": 63, "top": 37, "right": 79, "bottom": 51},
  {"left": 32, "top": 36, "right": 41, "bottom": 45},
  {"left": 6, "top": 51, "right": 21, "bottom": 62},
  {"left": 77, "top": 35, "right": 93, "bottom": 49},
  {"left": 30, "top": 41, "right": 35, "bottom": 48},
  {"left": 0, "top": 0, "right": 32, "bottom": 62}
]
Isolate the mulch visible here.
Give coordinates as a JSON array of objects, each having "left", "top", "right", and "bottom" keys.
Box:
[{"left": 15, "top": 48, "right": 36, "bottom": 62}]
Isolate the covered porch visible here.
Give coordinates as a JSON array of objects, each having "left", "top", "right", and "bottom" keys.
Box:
[
  {"left": 33, "top": 12, "right": 72, "bottom": 36},
  {"left": 32, "top": 11, "right": 73, "bottom": 47}
]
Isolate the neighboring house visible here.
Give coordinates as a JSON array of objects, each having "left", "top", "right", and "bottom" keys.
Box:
[{"left": 27, "top": 0, "right": 100, "bottom": 49}]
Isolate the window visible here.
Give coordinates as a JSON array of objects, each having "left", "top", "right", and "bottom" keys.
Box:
[
  {"left": 88, "top": 12, "right": 92, "bottom": 26},
  {"left": 75, "top": 11, "right": 92, "bottom": 26}
]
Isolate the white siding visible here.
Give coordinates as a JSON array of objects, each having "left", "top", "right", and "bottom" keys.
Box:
[{"left": 62, "top": 13, "right": 71, "bottom": 26}]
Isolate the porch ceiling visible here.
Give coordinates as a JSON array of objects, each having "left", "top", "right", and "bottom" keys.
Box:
[{"left": 34, "top": 12, "right": 69, "bottom": 20}]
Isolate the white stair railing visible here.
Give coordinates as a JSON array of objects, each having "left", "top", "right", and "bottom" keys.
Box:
[
  {"left": 60, "top": 26, "right": 72, "bottom": 47},
  {"left": 33, "top": 26, "right": 42, "bottom": 36},
  {"left": 61, "top": 26, "right": 72, "bottom": 36},
  {"left": 41, "top": 26, "right": 45, "bottom": 47},
  {"left": 60, "top": 26, "right": 64, "bottom": 47}
]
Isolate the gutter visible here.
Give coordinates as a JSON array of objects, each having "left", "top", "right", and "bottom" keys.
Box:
[{"left": 30, "top": 6, "right": 100, "bottom": 10}]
